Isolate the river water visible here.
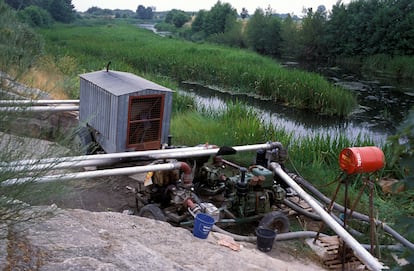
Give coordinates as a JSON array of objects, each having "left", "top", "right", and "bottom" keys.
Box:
[
  {"left": 179, "top": 63, "right": 414, "bottom": 146},
  {"left": 136, "top": 24, "right": 414, "bottom": 145}
]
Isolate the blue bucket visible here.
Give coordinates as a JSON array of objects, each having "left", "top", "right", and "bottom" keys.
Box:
[{"left": 193, "top": 213, "right": 215, "bottom": 239}]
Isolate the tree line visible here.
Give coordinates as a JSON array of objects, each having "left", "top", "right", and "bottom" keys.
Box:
[
  {"left": 5, "top": 0, "right": 413, "bottom": 61},
  {"left": 5, "top": 0, "right": 75, "bottom": 25},
  {"left": 161, "top": 0, "right": 414, "bottom": 61}
]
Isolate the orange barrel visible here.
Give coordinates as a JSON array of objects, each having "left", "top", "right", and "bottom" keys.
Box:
[{"left": 339, "top": 146, "right": 385, "bottom": 174}]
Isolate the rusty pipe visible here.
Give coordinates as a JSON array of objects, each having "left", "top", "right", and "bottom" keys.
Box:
[{"left": 178, "top": 161, "right": 193, "bottom": 187}]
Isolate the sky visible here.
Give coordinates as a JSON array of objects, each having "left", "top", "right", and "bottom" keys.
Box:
[{"left": 71, "top": 0, "right": 351, "bottom": 16}]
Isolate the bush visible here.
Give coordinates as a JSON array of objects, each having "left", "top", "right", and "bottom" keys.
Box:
[
  {"left": 18, "top": 5, "right": 53, "bottom": 27},
  {"left": 0, "top": 1, "right": 43, "bottom": 79}
]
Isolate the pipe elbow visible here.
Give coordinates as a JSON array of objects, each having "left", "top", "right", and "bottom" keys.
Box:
[{"left": 176, "top": 161, "right": 193, "bottom": 187}]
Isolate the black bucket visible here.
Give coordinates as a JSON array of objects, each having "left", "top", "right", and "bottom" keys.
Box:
[{"left": 256, "top": 228, "right": 276, "bottom": 252}]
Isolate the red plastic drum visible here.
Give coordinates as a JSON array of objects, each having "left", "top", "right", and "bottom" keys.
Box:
[{"left": 339, "top": 146, "right": 385, "bottom": 174}]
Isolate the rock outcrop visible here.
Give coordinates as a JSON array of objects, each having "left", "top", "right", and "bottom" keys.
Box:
[{"left": 1, "top": 207, "right": 326, "bottom": 271}]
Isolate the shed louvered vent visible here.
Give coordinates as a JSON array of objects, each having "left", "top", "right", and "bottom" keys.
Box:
[{"left": 127, "top": 95, "right": 164, "bottom": 150}]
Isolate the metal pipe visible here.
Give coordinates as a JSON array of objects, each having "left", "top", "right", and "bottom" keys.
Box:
[
  {"left": 291, "top": 173, "right": 414, "bottom": 251},
  {"left": 0, "top": 100, "right": 79, "bottom": 105},
  {"left": 0, "top": 145, "right": 220, "bottom": 168},
  {"left": 2, "top": 158, "right": 122, "bottom": 173},
  {"left": 143, "top": 142, "right": 283, "bottom": 161},
  {"left": 0, "top": 105, "right": 79, "bottom": 112},
  {"left": 2, "top": 142, "right": 281, "bottom": 169},
  {"left": 2, "top": 161, "right": 187, "bottom": 186},
  {"left": 269, "top": 162, "right": 384, "bottom": 271}
]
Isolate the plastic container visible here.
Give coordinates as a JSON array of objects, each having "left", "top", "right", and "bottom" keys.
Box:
[
  {"left": 339, "top": 146, "right": 385, "bottom": 174},
  {"left": 256, "top": 228, "right": 276, "bottom": 252},
  {"left": 193, "top": 213, "right": 215, "bottom": 239},
  {"left": 200, "top": 202, "right": 220, "bottom": 222}
]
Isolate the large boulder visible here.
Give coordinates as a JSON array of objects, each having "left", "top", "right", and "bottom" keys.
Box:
[{"left": 1, "top": 207, "right": 326, "bottom": 271}]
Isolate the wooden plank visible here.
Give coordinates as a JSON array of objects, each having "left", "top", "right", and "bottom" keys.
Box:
[{"left": 306, "top": 236, "right": 367, "bottom": 271}]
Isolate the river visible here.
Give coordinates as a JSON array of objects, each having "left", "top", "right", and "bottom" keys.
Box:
[
  {"left": 179, "top": 63, "right": 414, "bottom": 146},
  {"left": 136, "top": 24, "right": 413, "bottom": 145}
]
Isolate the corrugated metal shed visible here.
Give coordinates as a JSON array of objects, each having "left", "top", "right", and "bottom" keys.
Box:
[
  {"left": 80, "top": 70, "right": 172, "bottom": 96},
  {"left": 79, "top": 70, "right": 173, "bottom": 153}
]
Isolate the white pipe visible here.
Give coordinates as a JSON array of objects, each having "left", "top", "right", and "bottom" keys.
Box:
[
  {"left": 269, "top": 162, "right": 384, "bottom": 271},
  {"left": 0, "top": 100, "right": 79, "bottom": 105},
  {"left": 0, "top": 105, "right": 79, "bottom": 112},
  {"left": 2, "top": 161, "right": 184, "bottom": 186},
  {"left": 141, "top": 142, "right": 281, "bottom": 160},
  {"left": 2, "top": 158, "right": 121, "bottom": 173},
  {"left": 2, "top": 142, "right": 279, "bottom": 168},
  {"left": 0, "top": 145, "right": 220, "bottom": 167}
]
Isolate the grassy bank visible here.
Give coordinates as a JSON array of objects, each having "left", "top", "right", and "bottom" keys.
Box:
[
  {"left": 39, "top": 21, "right": 356, "bottom": 116},
  {"left": 337, "top": 54, "right": 414, "bottom": 81},
  {"left": 36, "top": 20, "right": 407, "bottom": 221}
]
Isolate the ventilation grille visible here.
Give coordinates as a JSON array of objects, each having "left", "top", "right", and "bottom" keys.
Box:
[{"left": 127, "top": 95, "right": 164, "bottom": 150}]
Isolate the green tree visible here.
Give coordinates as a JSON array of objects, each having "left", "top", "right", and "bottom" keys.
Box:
[
  {"left": 245, "top": 8, "right": 282, "bottom": 56},
  {"left": 300, "top": 7, "right": 327, "bottom": 60},
  {"left": 324, "top": 0, "right": 414, "bottom": 58},
  {"left": 0, "top": 0, "right": 43, "bottom": 79},
  {"left": 17, "top": 5, "right": 52, "bottom": 27},
  {"left": 203, "top": 1, "right": 237, "bottom": 35},
  {"left": 207, "top": 14, "right": 244, "bottom": 48},
  {"left": 136, "top": 4, "right": 153, "bottom": 20},
  {"left": 190, "top": 9, "right": 207, "bottom": 41},
  {"left": 280, "top": 14, "right": 303, "bottom": 58},
  {"left": 48, "top": 0, "right": 74, "bottom": 23},
  {"left": 5, "top": 0, "right": 36, "bottom": 10},
  {"left": 324, "top": 2, "right": 349, "bottom": 56},
  {"left": 191, "top": 10, "right": 206, "bottom": 33},
  {"left": 165, "top": 9, "right": 190, "bottom": 28},
  {"left": 86, "top": 6, "right": 114, "bottom": 16},
  {"left": 6, "top": 0, "right": 75, "bottom": 23}
]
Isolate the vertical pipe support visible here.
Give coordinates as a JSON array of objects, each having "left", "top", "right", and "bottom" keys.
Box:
[{"left": 269, "top": 162, "right": 384, "bottom": 271}]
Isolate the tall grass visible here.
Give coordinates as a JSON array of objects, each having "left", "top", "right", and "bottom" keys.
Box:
[
  {"left": 171, "top": 100, "right": 292, "bottom": 147},
  {"left": 38, "top": 21, "right": 410, "bottom": 246},
  {"left": 363, "top": 54, "right": 414, "bottom": 79},
  {"left": 338, "top": 54, "right": 414, "bottom": 80},
  {"left": 39, "top": 22, "right": 356, "bottom": 116}
]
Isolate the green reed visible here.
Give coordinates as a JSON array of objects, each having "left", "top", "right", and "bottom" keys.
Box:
[{"left": 40, "top": 22, "right": 356, "bottom": 116}]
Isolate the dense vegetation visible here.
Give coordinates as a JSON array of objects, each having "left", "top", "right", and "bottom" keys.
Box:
[
  {"left": 1, "top": 0, "right": 414, "bottom": 268},
  {"left": 5, "top": 0, "right": 76, "bottom": 25},
  {"left": 39, "top": 22, "right": 356, "bottom": 116},
  {"left": 160, "top": 0, "right": 414, "bottom": 79},
  {"left": 0, "top": 0, "right": 43, "bottom": 80}
]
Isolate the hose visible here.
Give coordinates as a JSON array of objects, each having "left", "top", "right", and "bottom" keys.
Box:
[
  {"left": 212, "top": 224, "right": 327, "bottom": 242},
  {"left": 283, "top": 198, "right": 363, "bottom": 237},
  {"left": 290, "top": 173, "right": 414, "bottom": 251},
  {"left": 283, "top": 198, "right": 321, "bottom": 221},
  {"left": 211, "top": 225, "right": 404, "bottom": 252}
]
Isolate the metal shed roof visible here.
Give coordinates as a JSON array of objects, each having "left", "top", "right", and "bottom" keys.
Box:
[{"left": 80, "top": 70, "right": 173, "bottom": 96}]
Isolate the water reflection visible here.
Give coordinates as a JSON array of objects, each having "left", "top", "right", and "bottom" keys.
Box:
[
  {"left": 180, "top": 72, "right": 414, "bottom": 146},
  {"left": 137, "top": 24, "right": 171, "bottom": 37}
]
